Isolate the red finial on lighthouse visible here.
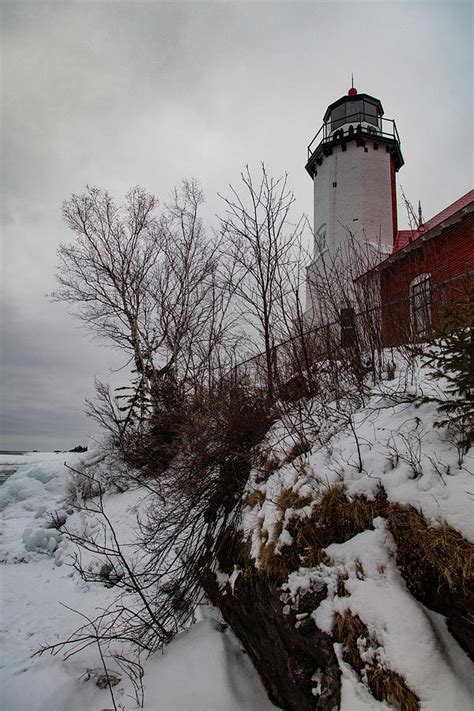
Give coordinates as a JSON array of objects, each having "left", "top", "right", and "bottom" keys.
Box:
[{"left": 348, "top": 73, "right": 357, "bottom": 96}]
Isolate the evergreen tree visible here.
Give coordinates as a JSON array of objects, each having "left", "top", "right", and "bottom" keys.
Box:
[{"left": 415, "top": 276, "right": 474, "bottom": 457}]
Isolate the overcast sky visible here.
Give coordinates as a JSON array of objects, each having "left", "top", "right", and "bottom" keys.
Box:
[{"left": 1, "top": 0, "right": 472, "bottom": 451}]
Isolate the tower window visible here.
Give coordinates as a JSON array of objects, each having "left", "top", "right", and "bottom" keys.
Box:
[{"left": 410, "top": 273, "right": 432, "bottom": 336}]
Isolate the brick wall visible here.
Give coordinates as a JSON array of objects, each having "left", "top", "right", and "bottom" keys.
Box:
[{"left": 380, "top": 213, "right": 473, "bottom": 346}]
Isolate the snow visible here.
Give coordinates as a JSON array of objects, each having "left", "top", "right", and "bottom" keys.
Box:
[
  {"left": 22, "top": 524, "right": 62, "bottom": 554},
  {"left": 0, "top": 451, "right": 84, "bottom": 563},
  {"left": 243, "top": 357, "right": 474, "bottom": 552},
  {"left": 141, "top": 614, "right": 274, "bottom": 711},
  {"left": 282, "top": 520, "right": 474, "bottom": 710},
  {"left": 1, "top": 353, "right": 473, "bottom": 710},
  {"left": 0, "top": 451, "right": 276, "bottom": 710},
  {"left": 242, "top": 354, "right": 474, "bottom": 709}
]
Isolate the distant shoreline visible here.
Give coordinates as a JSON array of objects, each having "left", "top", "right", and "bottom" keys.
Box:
[{"left": 0, "top": 450, "right": 28, "bottom": 456}]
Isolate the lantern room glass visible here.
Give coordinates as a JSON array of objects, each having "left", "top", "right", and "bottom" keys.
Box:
[{"left": 330, "top": 99, "right": 381, "bottom": 132}]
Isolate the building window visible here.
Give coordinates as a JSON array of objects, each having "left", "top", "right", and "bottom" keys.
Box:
[{"left": 410, "top": 273, "right": 432, "bottom": 336}]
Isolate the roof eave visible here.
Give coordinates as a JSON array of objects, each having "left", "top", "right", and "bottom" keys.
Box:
[{"left": 355, "top": 201, "right": 474, "bottom": 281}]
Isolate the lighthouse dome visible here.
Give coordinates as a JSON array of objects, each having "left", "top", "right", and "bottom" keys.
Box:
[{"left": 323, "top": 92, "right": 383, "bottom": 134}]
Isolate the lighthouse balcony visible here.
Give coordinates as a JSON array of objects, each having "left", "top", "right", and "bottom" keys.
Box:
[{"left": 306, "top": 113, "right": 403, "bottom": 176}]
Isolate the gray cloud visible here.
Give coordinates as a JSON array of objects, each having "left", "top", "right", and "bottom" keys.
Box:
[{"left": 1, "top": 0, "right": 472, "bottom": 450}]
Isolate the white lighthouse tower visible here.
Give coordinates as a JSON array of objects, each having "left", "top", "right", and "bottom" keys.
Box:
[{"left": 305, "top": 84, "right": 404, "bottom": 323}]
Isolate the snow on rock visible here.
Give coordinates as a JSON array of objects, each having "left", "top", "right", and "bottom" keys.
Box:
[
  {"left": 326, "top": 521, "right": 474, "bottom": 709},
  {"left": 242, "top": 354, "right": 474, "bottom": 708},
  {"left": 283, "top": 520, "right": 474, "bottom": 710},
  {"left": 335, "top": 643, "right": 392, "bottom": 710}
]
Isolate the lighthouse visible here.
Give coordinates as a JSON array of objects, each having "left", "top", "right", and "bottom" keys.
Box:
[{"left": 305, "top": 85, "right": 404, "bottom": 323}]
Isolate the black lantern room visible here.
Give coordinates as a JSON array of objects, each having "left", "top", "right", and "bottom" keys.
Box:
[
  {"left": 324, "top": 91, "right": 383, "bottom": 133},
  {"left": 305, "top": 86, "right": 404, "bottom": 177}
]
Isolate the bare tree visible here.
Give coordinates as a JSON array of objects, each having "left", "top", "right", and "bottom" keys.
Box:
[
  {"left": 54, "top": 186, "right": 163, "bottom": 383},
  {"left": 156, "top": 180, "right": 238, "bottom": 392},
  {"left": 53, "top": 181, "right": 237, "bottom": 449},
  {"left": 219, "top": 164, "right": 305, "bottom": 401}
]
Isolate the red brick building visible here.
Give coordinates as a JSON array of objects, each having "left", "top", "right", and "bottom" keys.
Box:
[{"left": 363, "top": 190, "right": 473, "bottom": 346}]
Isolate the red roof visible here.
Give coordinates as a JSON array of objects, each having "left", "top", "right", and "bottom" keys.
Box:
[
  {"left": 393, "top": 189, "right": 474, "bottom": 253},
  {"left": 355, "top": 189, "right": 473, "bottom": 282},
  {"left": 393, "top": 229, "right": 416, "bottom": 251}
]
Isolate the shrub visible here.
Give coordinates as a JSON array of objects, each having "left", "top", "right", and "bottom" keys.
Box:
[
  {"left": 175, "top": 382, "right": 273, "bottom": 519},
  {"left": 414, "top": 276, "right": 474, "bottom": 459}
]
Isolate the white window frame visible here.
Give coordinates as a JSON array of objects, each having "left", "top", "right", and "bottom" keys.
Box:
[{"left": 410, "top": 272, "right": 432, "bottom": 336}]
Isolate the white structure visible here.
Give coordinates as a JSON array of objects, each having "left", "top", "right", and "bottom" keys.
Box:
[{"left": 304, "top": 86, "right": 404, "bottom": 324}]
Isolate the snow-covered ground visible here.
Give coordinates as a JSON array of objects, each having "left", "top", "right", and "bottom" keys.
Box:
[
  {"left": 0, "top": 451, "right": 275, "bottom": 711},
  {"left": 243, "top": 357, "right": 474, "bottom": 555},
  {"left": 1, "top": 355, "right": 473, "bottom": 710},
  {"left": 239, "top": 357, "right": 474, "bottom": 710}
]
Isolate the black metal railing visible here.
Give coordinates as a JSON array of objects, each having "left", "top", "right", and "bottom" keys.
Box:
[
  {"left": 307, "top": 114, "right": 401, "bottom": 160},
  {"left": 225, "top": 271, "right": 472, "bottom": 396}
]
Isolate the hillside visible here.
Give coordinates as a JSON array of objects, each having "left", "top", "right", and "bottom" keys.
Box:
[{"left": 0, "top": 350, "right": 473, "bottom": 710}]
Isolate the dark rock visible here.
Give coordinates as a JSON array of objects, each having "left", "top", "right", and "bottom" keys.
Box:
[{"left": 202, "top": 566, "right": 340, "bottom": 710}]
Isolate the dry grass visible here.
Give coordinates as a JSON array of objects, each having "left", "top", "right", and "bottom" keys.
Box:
[
  {"left": 290, "top": 485, "right": 387, "bottom": 567},
  {"left": 257, "top": 514, "right": 296, "bottom": 580},
  {"left": 231, "top": 530, "right": 252, "bottom": 569},
  {"left": 284, "top": 437, "right": 312, "bottom": 463},
  {"left": 313, "top": 484, "right": 385, "bottom": 534},
  {"left": 255, "top": 485, "right": 385, "bottom": 578},
  {"left": 255, "top": 487, "right": 314, "bottom": 579},
  {"left": 276, "top": 488, "right": 312, "bottom": 512},
  {"left": 258, "top": 527, "right": 269, "bottom": 545},
  {"left": 249, "top": 480, "right": 473, "bottom": 658},
  {"left": 258, "top": 541, "right": 293, "bottom": 581},
  {"left": 251, "top": 483, "right": 473, "bottom": 606},
  {"left": 387, "top": 503, "right": 474, "bottom": 601},
  {"left": 335, "top": 611, "right": 420, "bottom": 710},
  {"left": 337, "top": 577, "right": 350, "bottom": 597},
  {"left": 256, "top": 498, "right": 292, "bottom": 580},
  {"left": 241, "top": 479, "right": 473, "bottom": 704},
  {"left": 256, "top": 452, "right": 281, "bottom": 478},
  {"left": 244, "top": 489, "right": 266, "bottom": 509},
  {"left": 367, "top": 667, "right": 420, "bottom": 711},
  {"left": 334, "top": 611, "right": 373, "bottom": 673},
  {"left": 256, "top": 486, "right": 386, "bottom": 580}
]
